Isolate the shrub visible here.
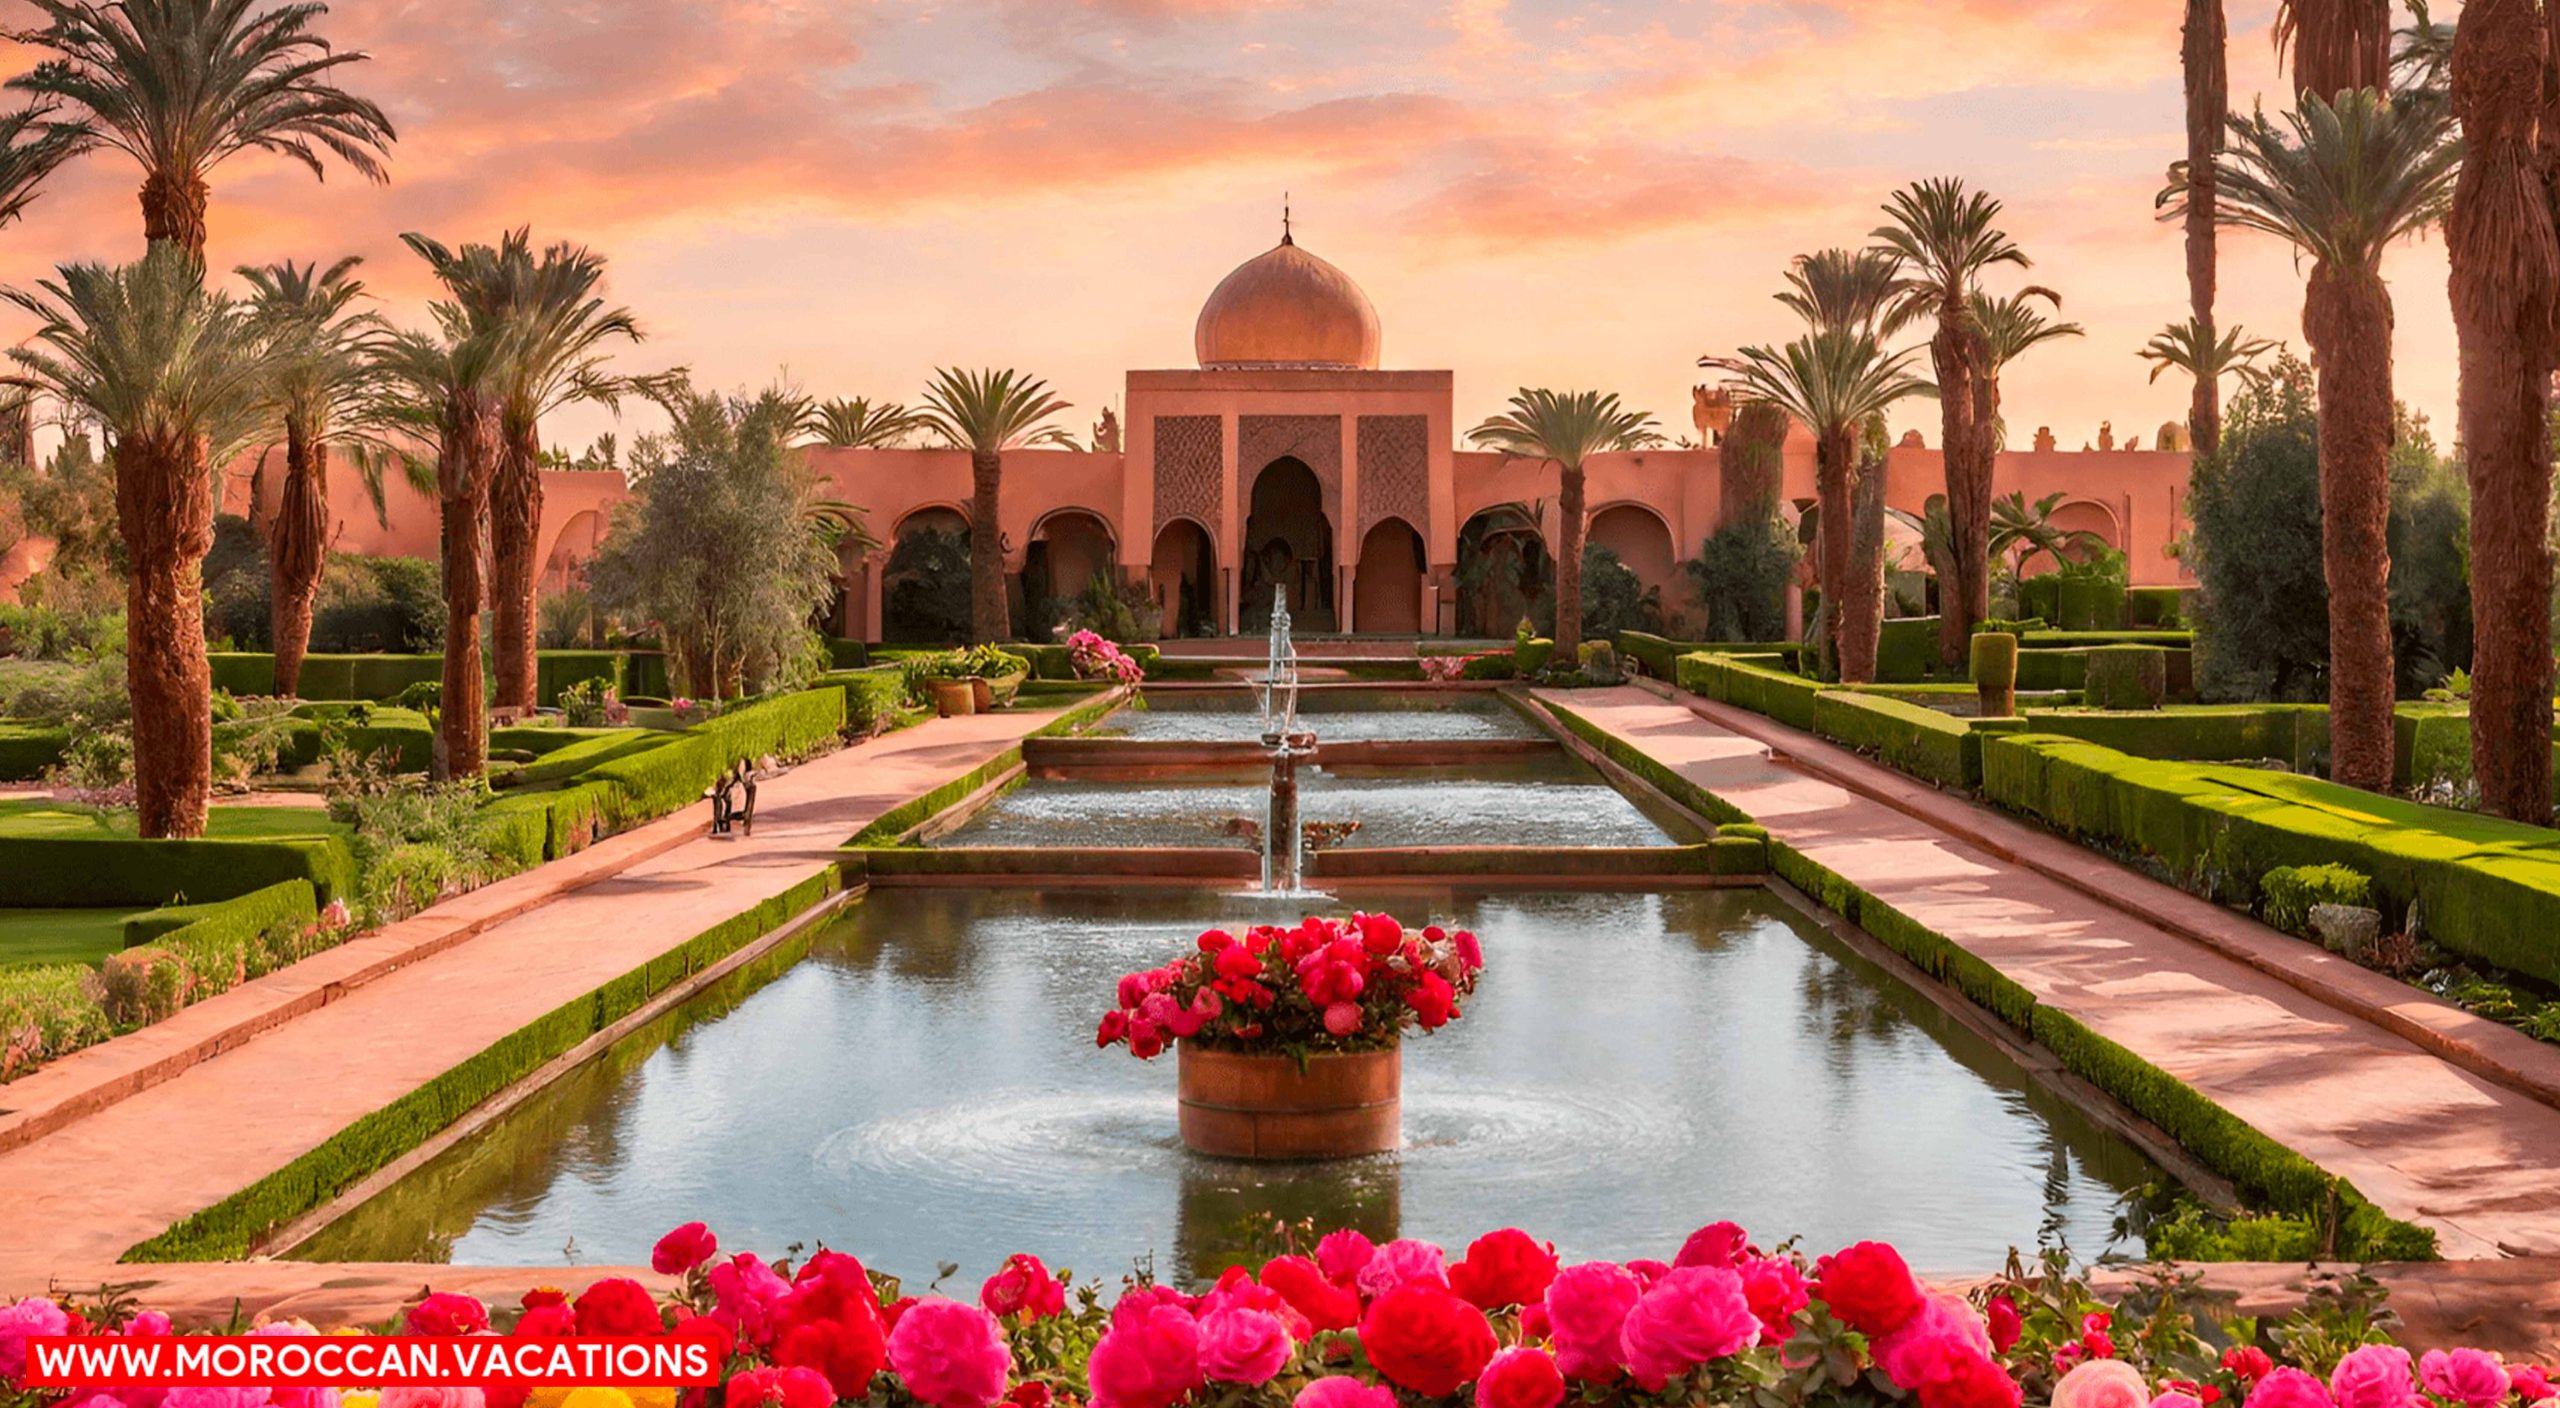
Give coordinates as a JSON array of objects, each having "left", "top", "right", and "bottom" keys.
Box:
[
  {"left": 1971, "top": 633, "right": 2018, "bottom": 716},
  {"left": 1813, "top": 691, "right": 1981, "bottom": 789},
  {"left": 1875, "top": 616, "right": 1939, "bottom": 683},
  {"left": 2260, "top": 863, "right": 2375, "bottom": 939},
  {"left": 0, "top": 964, "right": 111, "bottom": 1082},
  {"left": 2188, "top": 360, "right": 2328, "bottom": 701},
  {"left": 1516, "top": 637, "right": 1556, "bottom": 674},
  {"left": 882, "top": 525, "right": 973, "bottom": 644},
  {"left": 2128, "top": 588, "right": 2194, "bottom": 630},
  {"left": 1682, "top": 513, "right": 1797, "bottom": 643},
  {"left": 2083, "top": 646, "right": 2168, "bottom": 710},
  {"left": 1577, "top": 640, "right": 1623, "bottom": 685},
  {"left": 311, "top": 555, "right": 446, "bottom": 653},
  {"left": 1675, "top": 651, "right": 1822, "bottom": 731},
  {"left": 0, "top": 722, "right": 68, "bottom": 780},
  {"left": 1458, "top": 652, "right": 1518, "bottom": 681},
  {"left": 2388, "top": 449, "right": 2472, "bottom": 693},
  {"left": 1571, "top": 542, "right": 1663, "bottom": 640}
]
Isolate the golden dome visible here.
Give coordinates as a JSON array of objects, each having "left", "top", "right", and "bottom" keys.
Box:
[{"left": 1195, "top": 236, "right": 1382, "bottom": 371}]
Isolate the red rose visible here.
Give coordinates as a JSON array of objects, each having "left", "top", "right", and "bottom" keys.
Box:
[
  {"left": 515, "top": 1304, "right": 577, "bottom": 1338},
  {"left": 777, "top": 1251, "right": 889, "bottom": 1400},
  {"left": 674, "top": 1313, "right": 736, "bottom": 1365},
  {"left": 1476, "top": 1347, "right": 1565, "bottom": 1408},
  {"left": 1260, "top": 1255, "right": 1361, "bottom": 1333},
  {"left": 2221, "top": 1348, "right": 2273, "bottom": 1383},
  {"left": 1985, "top": 1296, "right": 2022, "bottom": 1355},
  {"left": 1673, "top": 1223, "right": 1748, "bottom": 1270},
  {"left": 654, "top": 1222, "right": 720, "bottom": 1276},
  {"left": 1008, "top": 1384, "right": 1054, "bottom": 1408},
  {"left": 521, "top": 1288, "right": 568, "bottom": 1311},
  {"left": 575, "top": 1278, "right": 666, "bottom": 1336},
  {"left": 981, "top": 1254, "right": 1067, "bottom": 1321},
  {"left": 1357, "top": 914, "right": 1403, "bottom": 955},
  {"left": 406, "top": 1293, "right": 490, "bottom": 1337},
  {"left": 1406, "top": 972, "right": 1456, "bottom": 1029},
  {"left": 1361, "top": 1284, "right": 1497, "bottom": 1398},
  {"left": 726, "top": 1367, "right": 834, "bottom": 1408},
  {"left": 1812, "top": 1242, "right": 1925, "bottom": 1336},
  {"left": 1448, "top": 1229, "right": 1560, "bottom": 1311},
  {"left": 1918, "top": 1354, "right": 2021, "bottom": 1408}
]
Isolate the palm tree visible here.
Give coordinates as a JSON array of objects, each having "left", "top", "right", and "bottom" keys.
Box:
[
  {"left": 1969, "top": 286, "right": 2082, "bottom": 458},
  {"left": 916, "top": 368, "right": 1076, "bottom": 643},
  {"left": 404, "top": 229, "right": 657, "bottom": 713},
  {"left": 9, "top": 0, "right": 394, "bottom": 257},
  {"left": 1874, "top": 178, "right": 2030, "bottom": 662},
  {"left": 1704, "top": 333, "right": 1931, "bottom": 682},
  {"left": 1991, "top": 491, "right": 2111, "bottom": 578},
  {"left": 2275, "top": 0, "right": 2392, "bottom": 100},
  {"left": 2182, "top": 88, "right": 2457, "bottom": 789},
  {"left": 375, "top": 303, "right": 509, "bottom": 779},
  {"left": 238, "top": 256, "right": 411, "bottom": 696},
  {"left": 2179, "top": 0, "right": 2230, "bottom": 455},
  {"left": 0, "top": 102, "right": 84, "bottom": 228},
  {"left": 2447, "top": 0, "right": 2560, "bottom": 822},
  {"left": 2138, "top": 319, "right": 2279, "bottom": 418},
  {"left": 1466, "top": 390, "right": 1663, "bottom": 660},
  {"left": 4, "top": 245, "right": 275, "bottom": 836},
  {"left": 802, "top": 397, "right": 928, "bottom": 449}
]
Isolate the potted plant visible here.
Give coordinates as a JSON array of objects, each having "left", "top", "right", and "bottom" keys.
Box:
[{"left": 1097, "top": 913, "right": 1482, "bottom": 1160}]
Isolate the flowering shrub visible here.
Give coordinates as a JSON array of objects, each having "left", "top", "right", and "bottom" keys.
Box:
[
  {"left": 1096, "top": 915, "right": 1482, "bottom": 1059},
  {"left": 1067, "top": 630, "right": 1146, "bottom": 687},
  {"left": 1419, "top": 656, "right": 1468, "bottom": 682},
  {"left": 1, "top": 1222, "right": 2548, "bottom": 1408}
]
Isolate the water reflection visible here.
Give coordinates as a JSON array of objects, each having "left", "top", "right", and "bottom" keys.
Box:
[
  {"left": 1101, "top": 691, "right": 1541, "bottom": 743},
  {"left": 294, "top": 889, "right": 2157, "bottom": 1280}
]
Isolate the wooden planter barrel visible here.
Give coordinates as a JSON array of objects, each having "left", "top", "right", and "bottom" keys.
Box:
[
  {"left": 930, "top": 680, "right": 976, "bottom": 717},
  {"left": 1177, "top": 1044, "right": 1400, "bottom": 1160}
]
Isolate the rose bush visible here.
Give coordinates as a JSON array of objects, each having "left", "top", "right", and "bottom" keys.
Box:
[
  {"left": 1066, "top": 631, "right": 1145, "bottom": 687},
  {"left": 1096, "top": 915, "right": 1483, "bottom": 1059},
  {"left": 0, "top": 1223, "right": 2550, "bottom": 1408}
]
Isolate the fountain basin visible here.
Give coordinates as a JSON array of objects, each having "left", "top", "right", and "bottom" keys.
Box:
[{"left": 1178, "top": 1045, "right": 1401, "bottom": 1160}]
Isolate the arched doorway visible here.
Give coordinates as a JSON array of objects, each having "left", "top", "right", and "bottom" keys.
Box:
[
  {"left": 1242, "top": 457, "right": 1334, "bottom": 631},
  {"left": 1588, "top": 503, "right": 1679, "bottom": 634},
  {"left": 1024, "top": 509, "right": 1116, "bottom": 633},
  {"left": 1455, "top": 503, "right": 1549, "bottom": 637},
  {"left": 883, "top": 505, "right": 972, "bottom": 643},
  {"left": 1354, "top": 519, "right": 1424, "bottom": 634},
  {"left": 1150, "top": 519, "right": 1218, "bottom": 639}
]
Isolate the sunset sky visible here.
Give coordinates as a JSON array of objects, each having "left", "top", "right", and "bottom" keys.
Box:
[{"left": 0, "top": 0, "right": 2462, "bottom": 457}]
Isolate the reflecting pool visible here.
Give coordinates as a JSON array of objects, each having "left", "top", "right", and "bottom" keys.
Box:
[{"left": 1097, "top": 689, "right": 1542, "bottom": 742}]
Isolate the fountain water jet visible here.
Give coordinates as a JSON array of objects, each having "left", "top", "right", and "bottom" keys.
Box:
[{"left": 1253, "top": 586, "right": 1320, "bottom": 896}]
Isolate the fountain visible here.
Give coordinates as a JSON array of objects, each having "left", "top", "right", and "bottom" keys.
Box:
[{"left": 1252, "top": 586, "right": 1320, "bottom": 895}]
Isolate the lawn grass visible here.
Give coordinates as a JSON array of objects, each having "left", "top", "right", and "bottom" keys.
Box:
[
  {"left": 0, "top": 799, "right": 351, "bottom": 841},
  {"left": 0, "top": 907, "right": 138, "bottom": 968}
]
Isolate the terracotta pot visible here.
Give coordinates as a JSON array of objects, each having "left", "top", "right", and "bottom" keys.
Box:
[
  {"left": 931, "top": 679, "right": 976, "bottom": 717},
  {"left": 1177, "top": 1044, "right": 1400, "bottom": 1160},
  {"left": 968, "top": 675, "right": 995, "bottom": 712}
]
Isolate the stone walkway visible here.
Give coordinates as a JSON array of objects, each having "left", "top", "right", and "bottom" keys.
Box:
[
  {"left": 1541, "top": 688, "right": 2560, "bottom": 1264},
  {"left": 0, "top": 700, "right": 1084, "bottom": 1302}
]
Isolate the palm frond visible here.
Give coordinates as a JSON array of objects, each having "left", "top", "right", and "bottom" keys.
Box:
[
  {"left": 1968, "top": 286, "right": 2084, "bottom": 370},
  {"left": 1701, "top": 330, "right": 1934, "bottom": 440},
  {"left": 804, "top": 396, "right": 930, "bottom": 449},
  {"left": 2165, "top": 88, "right": 2458, "bottom": 271},
  {"left": 1464, "top": 388, "right": 1662, "bottom": 471},
  {"left": 2139, "top": 317, "right": 2280, "bottom": 389},
  {"left": 1873, "top": 177, "right": 2031, "bottom": 328},
  {"left": 917, "top": 367, "right": 1075, "bottom": 453}
]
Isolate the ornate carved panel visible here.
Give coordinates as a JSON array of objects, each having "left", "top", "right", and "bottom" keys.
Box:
[
  {"left": 1240, "top": 415, "right": 1342, "bottom": 522},
  {"left": 1356, "top": 415, "right": 1428, "bottom": 539},
  {"left": 1151, "top": 414, "right": 1223, "bottom": 541}
]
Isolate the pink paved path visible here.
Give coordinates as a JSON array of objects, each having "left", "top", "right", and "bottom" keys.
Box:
[
  {"left": 1542, "top": 688, "right": 2560, "bottom": 1264},
  {"left": 0, "top": 700, "right": 1082, "bottom": 1298}
]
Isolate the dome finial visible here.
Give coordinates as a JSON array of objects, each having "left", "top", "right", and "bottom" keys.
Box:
[{"left": 1282, "top": 191, "right": 1292, "bottom": 246}]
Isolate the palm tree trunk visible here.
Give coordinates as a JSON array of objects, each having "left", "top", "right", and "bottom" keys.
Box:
[
  {"left": 1554, "top": 463, "right": 1587, "bottom": 659},
  {"left": 1817, "top": 426, "right": 1878, "bottom": 682},
  {"left": 1931, "top": 314, "right": 1985, "bottom": 667},
  {"left": 970, "top": 447, "right": 1006, "bottom": 643},
  {"left": 488, "top": 419, "right": 543, "bottom": 712},
  {"left": 2450, "top": 0, "right": 2560, "bottom": 822},
  {"left": 1961, "top": 353, "right": 1999, "bottom": 635},
  {"left": 1849, "top": 439, "right": 1889, "bottom": 686},
  {"left": 119, "top": 428, "right": 214, "bottom": 838},
  {"left": 2186, "top": 0, "right": 2228, "bottom": 456},
  {"left": 269, "top": 423, "right": 328, "bottom": 697},
  {"left": 2303, "top": 265, "right": 2397, "bottom": 791},
  {"left": 138, "top": 167, "right": 209, "bottom": 260},
  {"left": 2286, "top": 0, "right": 2393, "bottom": 99},
  {"left": 439, "top": 392, "right": 501, "bottom": 779}
]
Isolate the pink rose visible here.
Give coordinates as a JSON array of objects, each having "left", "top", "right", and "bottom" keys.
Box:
[
  {"left": 2051, "top": 1359, "right": 2149, "bottom": 1408},
  {"left": 1315, "top": 1230, "right": 1376, "bottom": 1287},
  {"left": 1355, "top": 1239, "right": 1449, "bottom": 1300},
  {"left": 377, "top": 1393, "right": 482, "bottom": 1408},
  {"left": 1736, "top": 1257, "right": 1808, "bottom": 1345},
  {"left": 1673, "top": 1223, "right": 1748, "bottom": 1269},
  {"left": 2511, "top": 1366, "right": 2553, "bottom": 1404},
  {"left": 888, "top": 1298, "right": 1012, "bottom": 1408},
  {"left": 2332, "top": 1346, "right": 2418, "bottom": 1408},
  {"left": 2248, "top": 1369, "right": 2335, "bottom": 1408},
  {"left": 1199, "top": 1308, "right": 1293, "bottom": 1385},
  {"left": 1477, "top": 1347, "right": 1566, "bottom": 1408},
  {"left": 2153, "top": 1394, "right": 2204, "bottom": 1408},
  {"left": 653, "top": 1222, "right": 719, "bottom": 1276},
  {"left": 1543, "top": 1262, "right": 1643, "bottom": 1383},
  {"left": 1874, "top": 1293, "right": 1994, "bottom": 1392},
  {"left": 1089, "top": 1302, "right": 1204, "bottom": 1408},
  {"left": 1617, "top": 1267, "right": 1759, "bottom": 1388},
  {"left": 710, "top": 1254, "right": 795, "bottom": 1348},
  {"left": 1295, "top": 1379, "right": 1396, "bottom": 1408},
  {"left": 980, "top": 1255, "right": 1067, "bottom": 1322},
  {"left": 1, "top": 1298, "right": 71, "bottom": 1386},
  {"left": 2420, "top": 1351, "right": 2511, "bottom": 1408}
]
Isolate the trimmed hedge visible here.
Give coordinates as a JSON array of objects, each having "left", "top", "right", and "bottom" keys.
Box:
[
  {"left": 2260, "top": 863, "right": 2373, "bottom": 938},
  {"left": 1675, "top": 652, "right": 1821, "bottom": 731},
  {"left": 121, "top": 879, "right": 319, "bottom": 951},
  {"left": 1517, "top": 638, "right": 1556, "bottom": 674},
  {"left": 1813, "top": 691, "right": 1980, "bottom": 790},
  {"left": 1617, "top": 632, "right": 1802, "bottom": 681},
  {"left": 125, "top": 868, "right": 845, "bottom": 1261},
  {"left": 0, "top": 722, "right": 68, "bottom": 780},
  {"left": 2056, "top": 576, "right": 2127, "bottom": 631},
  {"left": 1000, "top": 643, "right": 1076, "bottom": 680},
  {"left": 2082, "top": 646, "right": 2169, "bottom": 710},
  {"left": 2019, "top": 630, "right": 2195, "bottom": 649},
  {"left": 3, "top": 832, "right": 358, "bottom": 909},
  {"left": 208, "top": 650, "right": 673, "bottom": 706},
  {"left": 1876, "top": 616, "right": 1939, "bottom": 682},
  {"left": 2128, "top": 587, "right": 2198, "bottom": 630},
  {"left": 584, "top": 688, "right": 847, "bottom": 831},
  {"left": 1982, "top": 732, "right": 2560, "bottom": 988},
  {"left": 824, "top": 637, "right": 869, "bottom": 670},
  {"left": 2019, "top": 705, "right": 2326, "bottom": 772}
]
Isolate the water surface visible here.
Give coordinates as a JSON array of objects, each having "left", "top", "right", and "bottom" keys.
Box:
[{"left": 1100, "top": 690, "right": 1541, "bottom": 743}]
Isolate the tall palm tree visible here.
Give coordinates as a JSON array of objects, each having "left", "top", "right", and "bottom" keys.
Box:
[
  {"left": 802, "top": 396, "right": 928, "bottom": 449},
  {"left": 2448, "top": 0, "right": 2560, "bottom": 822},
  {"left": 238, "top": 256, "right": 411, "bottom": 696},
  {"left": 2138, "top": 318, "right": 2278, "bottom": 415},
  {"left": 1704, "top": 332, "right": 1931, "bottom": 683},
  {"left": 1466, "top": 389, "right": 1663, "bottom": 660},
  {"left": 2184, "top": 88, "right": 2458, "bottom": 789},
  {"left": 404, "top": 229, "right": 656, "bottom": 712},
  {"left": 9, "top": 0, "right": 394, "bottom": 257},
  {"left": 0, "top": 102, "right": 84, "bottom": 228},
  {"left": 4, "top": 245, "right": 275, "bottom": 836},
  {"left": 1969, "top": 286, "right": 2082, "bottom": 455},
  {"left": 2276, "top": 0, "right": 2393, "bottom": 100},
  {"left": 916, "top": 368, "right": 1076, "bottom": 643},
  {"left": 2179, "top": 0, "right": 2230, "bottom": 455},
  {"left": 1874, "top": 179, "right": 2031, "bottom": 663},
  {"left": 375, "top": 303, "right": 508, "bottom": 779}
]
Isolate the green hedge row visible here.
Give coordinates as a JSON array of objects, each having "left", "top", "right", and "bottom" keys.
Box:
[
  {"left": 1812, "top": 692, "right": 2023, "bottom": 790},
  {"left": 2019, "top": 704, "right": 2328, "bottom": 772},
  {"left": 2128, "top": 587, "right": 2198, "bottom": 630},
  {"left": 4, "top": 832, "right": 358, "bottom": 909},
  {"left": 583, "top": 689, "right": 848, "bottom": 833},
  {"left": 2021, "top": 630, "right": 2195, "bottom": 650},
  {"left": 0, "top": 722, "right": 68, "bottom": 780},
  {"left": 1617, "top": 632, "right": 1801, "bottom": 681},
  {"left": 1982, "top": 733, "right": 2560, "bottom": 988},
  {"left": 824, "top": 638, "right": 869, "bottom": 670},
  {"left": 490, "top": 730, "right": 674, "bottom": 791},
  {"left": 120, "top": 879, "right": 320, "bottom": 951},
  {"left": 1877, "top": 617, "right": 1939, "bottom": 682},
  {"left": 207, "top": 650, "right": 672, "bottom": 707},
  {"left": 124, "top": 868, "right": 844, "bottom": 1261},
  {"left": 1675, "top": 652, "right": 1822, "bottom": 731}
]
